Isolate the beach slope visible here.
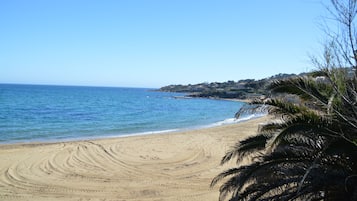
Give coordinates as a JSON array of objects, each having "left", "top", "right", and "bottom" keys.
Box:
[{"left": 0, "top": 116, "right": 268, "bottom": 201}]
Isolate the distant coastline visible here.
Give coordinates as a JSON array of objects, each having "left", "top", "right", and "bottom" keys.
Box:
[{"left": 157, "top": 73, "right": 304, "bottom": 101}]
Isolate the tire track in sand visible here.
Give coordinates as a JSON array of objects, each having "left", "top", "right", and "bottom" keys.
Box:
[{"left": 0, "top": 121, "right": 251, "bottom": 201}]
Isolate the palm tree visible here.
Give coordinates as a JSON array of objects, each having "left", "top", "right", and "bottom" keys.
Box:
[
  {"left": 212, "top": 1, "right": 357, "bottom": 200},
  {"left": 211, "top": 70, "right": 357, "bottom": 201}
]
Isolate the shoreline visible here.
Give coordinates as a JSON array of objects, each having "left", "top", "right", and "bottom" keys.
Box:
[
  {"left": 0, "top": 116, "right": 268, "bottom": 201},
  {"left": 0, "top": 111, "right": 264, "bottom": 146},
  {"left": 175, "top": 94, "right": 253, "bottom": 103},
  {"left": 0, "top": 114, "right": 266, "bottom": 148},
  {"left": 1, "top": 85, "right": 244, "bottom": 146}
]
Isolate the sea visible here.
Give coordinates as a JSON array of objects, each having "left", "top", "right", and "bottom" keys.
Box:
[{"left": 0, "top": 84, "right": 260, "bottom": 144}]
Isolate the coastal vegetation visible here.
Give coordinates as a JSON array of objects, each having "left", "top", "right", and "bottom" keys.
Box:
[
  {"left": 158, "top": 73, "right": 301, "bottom": 100},
  {"left": 212, "top": 0, "right": 357, "bottom": 200}
]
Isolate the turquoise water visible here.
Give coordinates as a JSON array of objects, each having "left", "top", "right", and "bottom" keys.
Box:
[{"left": 0, "top": 84, "right": 246, "bottom": 144}]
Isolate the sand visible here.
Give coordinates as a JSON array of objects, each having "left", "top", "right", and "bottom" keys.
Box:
[{"left": 0, "top": 116, "right": 268, "bottom": 201}]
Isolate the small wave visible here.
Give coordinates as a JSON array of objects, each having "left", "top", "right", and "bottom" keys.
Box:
[
  {"left": 211, "top": 118, "right": 237, "bottom": 126},
  {"left": 104, "top": 129, "right": 180, "bottom": 139},
  {"left": 211, "top": 112, "right": 267, "bottom": 127},
  {"left": 237, "top": 112, "right": 267, "bottom": 121}
]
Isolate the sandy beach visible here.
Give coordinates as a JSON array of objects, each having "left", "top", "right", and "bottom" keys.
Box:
[{"left": 0, "top": 116, "right": 268, "bottom": 201}]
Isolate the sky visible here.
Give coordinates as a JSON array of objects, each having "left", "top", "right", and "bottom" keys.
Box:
[{"left": 0, "top": 0, "right": 331, "bottom": 88}]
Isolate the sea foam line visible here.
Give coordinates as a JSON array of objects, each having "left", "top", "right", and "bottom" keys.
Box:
[
  {"left": 91, "top": 113, "right": 267, "bottom": 140},
  {"left": 210, "top": 112, "right": 267, "bottom": 127},
  {"left": 0, "top": 113, "right": 267, "bottom": 145}
]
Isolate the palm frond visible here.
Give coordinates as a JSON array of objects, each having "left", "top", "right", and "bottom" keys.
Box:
[
  {"left": 269, "top": 77, "right": 332, "bottom": 107},
  {"left": 211, "top": 167, "right": 241, "bottom": 188},
  {"left": 264, "top": 98, "right": 310, "bottom": 117},
  {"left": 266, "top": 116, "right": 333, "bottom": 150},
  {"left": 220, "top": 133, "right": 271, "bottom": 165},
  {"left": 214, "top": 152, "right": 315, "bottom": 199},
  {"left": 235, "top": 102, "right": 266, "bottom": 119},
  {"left": 214, "top": 67, "right": 357, "bottom": 200},
  {"left": 239, "top": 178, "right": 300, "bottom": 201}
]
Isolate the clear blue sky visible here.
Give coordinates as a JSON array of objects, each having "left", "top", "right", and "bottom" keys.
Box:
[{"left": 1, "top": 0, "right": 329, "bottom": 88}]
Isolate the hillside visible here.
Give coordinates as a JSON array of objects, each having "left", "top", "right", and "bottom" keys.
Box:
[{"left": 158, "top": 73, "right": 302, "bottom": 100}]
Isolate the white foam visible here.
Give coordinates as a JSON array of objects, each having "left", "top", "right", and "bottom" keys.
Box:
[
  {"left": 210, "top": 112, "right": 267, "bottom": 127},
  {"left": 4, "top": 113, "right": 267, "bottom": 145},
  {"left": 104, "top": 129, "right": 180, "bottom": 139},
  {"left": 211, "top": 118, "right": 238, "bottom": 126}
]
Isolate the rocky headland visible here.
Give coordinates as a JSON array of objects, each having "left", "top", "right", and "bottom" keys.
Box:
[{"left": 158, "top": 73, "right": 303, "bottom": 100}]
